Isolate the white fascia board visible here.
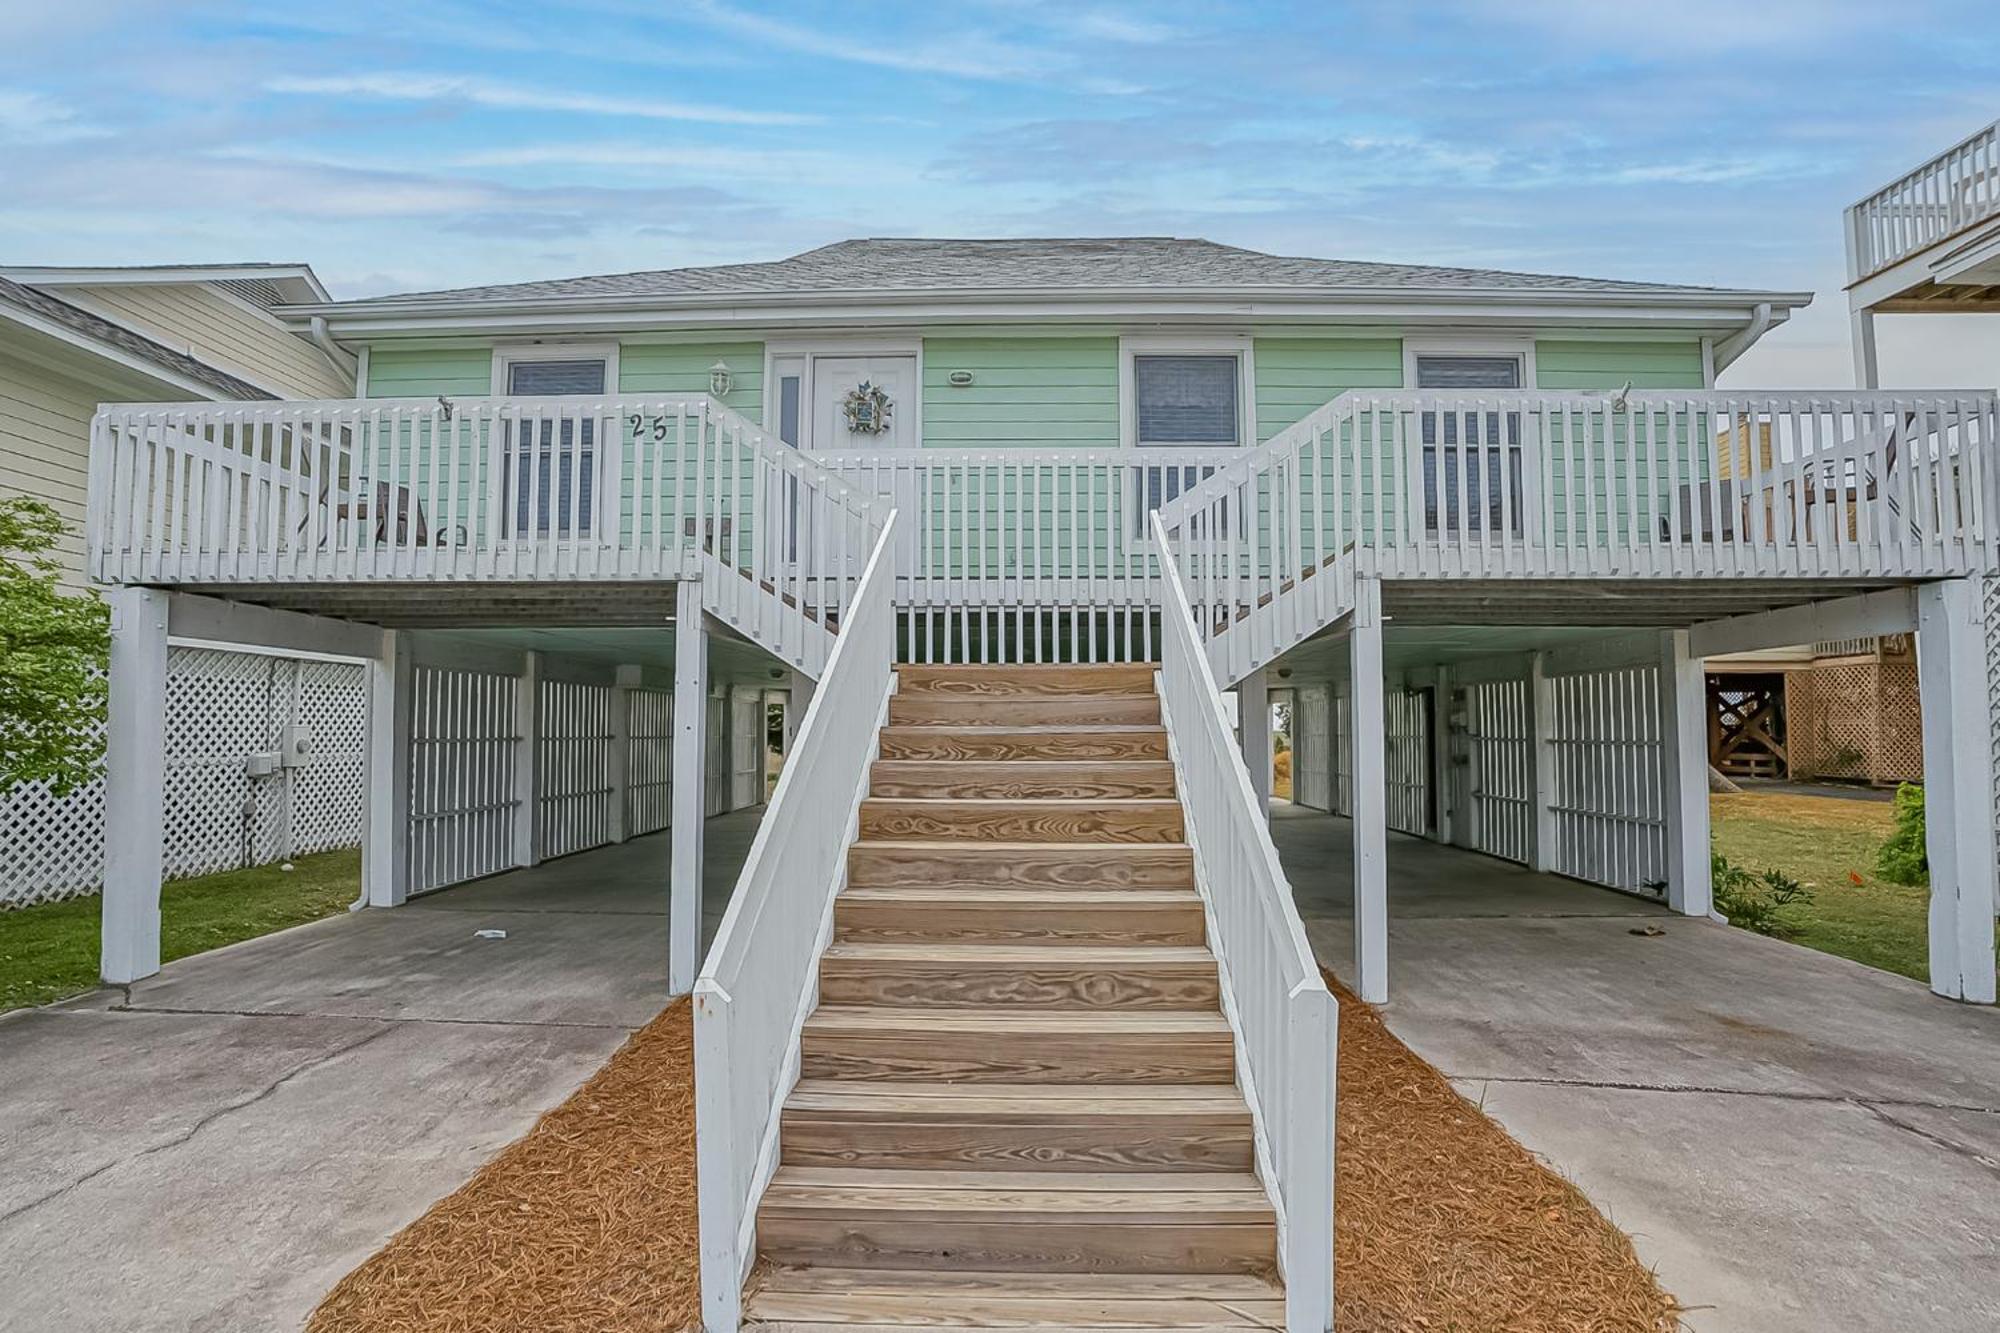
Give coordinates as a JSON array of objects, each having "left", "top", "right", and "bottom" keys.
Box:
[
  {"left": 282, "top": 286, "right": 1813, "bottom": 337},
  {"left": 2, "top": 264, "right": 330, "bottom": 302},
  {"left": 165, "top": 591, "right": 382, "bottom": 660}
]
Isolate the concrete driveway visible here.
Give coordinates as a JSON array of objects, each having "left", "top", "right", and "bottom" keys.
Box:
[
  {"left": 0, "top": 811, "right": 758, "bottom": 1333},
  {"left": 1271, "top": 803, "right": 2000, "bottom": 1333}
]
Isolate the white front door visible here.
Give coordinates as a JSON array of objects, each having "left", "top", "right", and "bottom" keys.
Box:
[{"left": 807, "top": 355, "right": 918, "bottom": 451}]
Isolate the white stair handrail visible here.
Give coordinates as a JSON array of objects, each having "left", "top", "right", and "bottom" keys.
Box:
[
  {"left": 1150, "top": 511, "right": 1337, "bottom": 1333},
  {"left": 692, "top": 510, "right": 900, "bottom": 1333}
]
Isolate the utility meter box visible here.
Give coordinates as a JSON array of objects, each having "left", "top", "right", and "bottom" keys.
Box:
[
  {"left": 281, "top": 725, "right": 313, "bottom": 769},
  {"left": 244, "top": 751, "right": 282, "bottom": 778}
]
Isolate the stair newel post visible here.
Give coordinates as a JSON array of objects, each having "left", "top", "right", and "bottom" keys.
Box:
[
  {"left": 693, "top": 978, "right": 742, "bottom": 1333},
  {"left": 1284, "top": 979, "right": 1338, "bottom": 1333}
]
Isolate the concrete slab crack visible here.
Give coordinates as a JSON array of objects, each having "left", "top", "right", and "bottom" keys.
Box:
[
  {"left": 1459, "top": 1072, "right": 2000, "bottom": 1117},
  {"left": 0, "top": 1022, "right": 397, "bottom": 1229},
  {"left": 1858, "top": 1101, "right": 2000, "bottom": 1177}
]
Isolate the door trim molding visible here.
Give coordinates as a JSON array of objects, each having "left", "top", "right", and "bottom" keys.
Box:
[{"left": 762, "top": 339, "right": 924, "bottom": 451}]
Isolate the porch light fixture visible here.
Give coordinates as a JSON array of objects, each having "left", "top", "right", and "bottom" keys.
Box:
[{"left": 709, "top": 360, "right": 734, "bottom": 398}]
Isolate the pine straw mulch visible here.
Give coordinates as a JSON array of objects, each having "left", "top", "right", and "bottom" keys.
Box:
[{"left": 309, "top": 984, "right": 1679, "bottom": 1333}]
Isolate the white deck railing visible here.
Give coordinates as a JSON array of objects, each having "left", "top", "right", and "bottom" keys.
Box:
[
  {"left": 1157, "top": 389, "right": 2000, "bottom": 674},
  {"left": 691, "top": 511, "right": 898, "bottom": 1333},
  {"left": 1847, "top": 118, "right": 2000, "bottom": 280},
  {"left": 817, "top": 447, "right": 1235, "bottom": 661},
  {"left": 1151, "top": 513, "right": 1336, "bottom": 1333},
  {"left": 87, "top": 395, "right": 883, "bottom": 660}
]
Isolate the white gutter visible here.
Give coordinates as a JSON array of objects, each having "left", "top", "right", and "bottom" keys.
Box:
[
  {"left": 280, "top": 281, "right": 1816, "bottom": 323},
  {"left": 1711, "top": 301, "right": 1776, "bottom": 373}
]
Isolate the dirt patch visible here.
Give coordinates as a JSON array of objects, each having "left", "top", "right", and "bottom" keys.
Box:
[
  {"left": 1328, "top": 969, "right": 1679, "bottom": 1332},
  {"left": 310, "top": 984, "right": 1676, "bottom": 1332},
  {"left": 307, "top": 1000, "right": 699, "bottom": 1333}
]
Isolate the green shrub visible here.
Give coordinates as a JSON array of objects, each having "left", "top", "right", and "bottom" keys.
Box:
[
  {"left": 1875, "top": 783, "right": 1928, "bottom": 886},
  {"left": 1711, "top": 852, "right": 1813, "bottom": 937}
]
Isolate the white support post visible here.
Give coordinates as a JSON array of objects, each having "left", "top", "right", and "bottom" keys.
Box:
[
  {"left": 362, "top": 629, "right": 413, "bottom": 909},
  {"left": 671, "top": 583, "right": 709, "bottom": 997},
  {"left": 1915, "top": 579, "right": 1997, "bottom": 1004},
  {"left": 1656, "top": 630, "right": 1712, "bottom": 917},
  {"left": 511, "top": 650, "right": 542, "bottom": 869},
  {"left": 1528, "top": 653, "right": 1558, "bottom": 874},
  {"left": 1850, "top": 307, "right": 1881, "bottom": 390},
  {"left": 101, "top": 587, "right": 169, "bottom": 985},
  {"left": 1348, "top": 579, "right": 1389, "bottom": 1005},
  {"left": 1238, "top": 667, "right": 1272, "bottom": 818},
  {"left": 785, "top": 666, "right": 816, "bottom": 753},
  {"left": 608, "top": 664, "right": 639, "bottom": 844}
]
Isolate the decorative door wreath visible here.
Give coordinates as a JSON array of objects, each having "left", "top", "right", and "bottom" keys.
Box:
[{"left": 841, "top": 380, "right": 893, "bottom": 435}]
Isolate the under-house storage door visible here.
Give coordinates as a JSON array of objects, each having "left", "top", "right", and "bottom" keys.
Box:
[{"left": 730, "top": 689, "right": 762, "bottom": 810}]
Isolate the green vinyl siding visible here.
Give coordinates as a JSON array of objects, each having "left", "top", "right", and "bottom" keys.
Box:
[
  {"left": 921, "top": 338, "right": 1118, "bottom": 449},
  {"left": 364, "top": 347, "right": 493, "bottom": 398},
  {"left": 1253, "top": 337, "right": 1403, "bottom": 442},
  {"left": 1534, "top": 342, "right": 1708, "bottom": 543},
  {"left": 1534, "top": 340, "right": 1706, "bottom": 390},
  {"left": 619, "top": 342, "right": 764, "bottom": 422}
]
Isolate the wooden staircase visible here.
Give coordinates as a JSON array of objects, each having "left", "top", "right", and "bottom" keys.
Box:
[{"left": 743, "top": 664, "right": 1284, "bottom": 1331}]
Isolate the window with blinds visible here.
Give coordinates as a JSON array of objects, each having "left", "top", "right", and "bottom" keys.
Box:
[
  {"left": 1134, "top": 355, "right": 1241, "bottom": 447},
  {"left": 1414, "top": 354, "right": 1524, "bottom": 537},
  {"left": 505, "top": 358, "right": 605, "bottom": 535}
]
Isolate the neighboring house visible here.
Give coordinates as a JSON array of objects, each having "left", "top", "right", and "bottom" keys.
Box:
[
  {"left": 77, "top": 234, "right": 1999, "bottom": 1332},
  {"left": 0, "top": 265, "right": 366, "bottom": 905},
  {"left": 0, "top": 264, "right": 350, "bottom": 587}
]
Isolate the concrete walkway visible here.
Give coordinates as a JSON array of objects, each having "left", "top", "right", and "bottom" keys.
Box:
[
  {"left": 0, "top": 809, "right": 760, "bottom": 1333},
  {"left": 1270, "top": 803, "right": 2000, "bottom": 1333}
]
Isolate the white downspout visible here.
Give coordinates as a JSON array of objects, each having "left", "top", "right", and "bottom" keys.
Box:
[
  {"left": 1711, "top": 302, "right": 1774, "bottom": 375},
  {"left": 308, "top": 315, "right": 360, "bottom": 384}
]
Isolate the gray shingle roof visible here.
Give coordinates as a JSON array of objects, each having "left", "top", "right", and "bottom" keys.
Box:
[
  {"left": 333, "top": 236, "right": 1759, "bottom": 308},
  {"left": 0, "top": 277, "right": 273, "bottom": 400}
]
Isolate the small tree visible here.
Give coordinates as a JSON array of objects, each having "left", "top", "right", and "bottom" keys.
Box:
[
  {"left": 1876, "top": 783, "right": 1927, "bottom": 886},
  {"left": 0, "top": 498, "right": 110, "bottom": 793}
]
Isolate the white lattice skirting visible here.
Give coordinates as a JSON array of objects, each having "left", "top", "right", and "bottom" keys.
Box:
[{"left": 0, "top": 647, "right": 367, "bottom": 908}]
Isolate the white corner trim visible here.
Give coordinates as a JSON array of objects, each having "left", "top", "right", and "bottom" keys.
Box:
[
  {"left": 489, "top": 340, "right": 622, "bottom": 395},
  {"left": 1401, "top": 333, "right": 1539, "bottom": 389},
  {"left": 1119, "top": 333, "right": 1256, "bottom": 450}
]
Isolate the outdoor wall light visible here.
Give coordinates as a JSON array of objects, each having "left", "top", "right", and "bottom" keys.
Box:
[{"left": 709, "top": 360, "right": 734, "bottom": 397}]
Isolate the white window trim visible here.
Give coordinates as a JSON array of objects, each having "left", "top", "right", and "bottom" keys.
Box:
[
  {"left": 1402, "top": 335, "right": 1537, "bottom": 391},
  {"left": 1119, "top": 334, "right": 1255, "bottom": 450},
  {"left": 762, "top": 337, "right": 923, "bottom": 452},
  {"left": 490, "top": 342, "right": 621, "bottom": 397}
]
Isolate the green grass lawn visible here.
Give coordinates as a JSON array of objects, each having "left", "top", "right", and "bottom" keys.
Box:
[
  {"left": 1709, "top": 790, "right": 1937, "bottom": 982},
  {"left": 0, "top": 848, "right": 360, "bottom": 1013}
]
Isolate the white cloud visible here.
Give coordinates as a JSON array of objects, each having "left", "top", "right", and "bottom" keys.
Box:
[
  {"left": 0, "top": 91, "right": 108, "bottom": 143},
  {"left": 452, "top": 142, "right": 925, "bottom": 187},
  {"left": 264, "top": 72, "right": 815, "bottom": 127},
  {"left": 684, "top": 0, "right": 1053, "bottom": 81}
]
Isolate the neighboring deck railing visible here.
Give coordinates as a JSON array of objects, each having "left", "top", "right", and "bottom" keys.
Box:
[
  {"left": 1151, "top": 512, "right": 1336, "bottom": 1333},
  {"left": 1847, "top": 118, "right": 2000, "bottom": 280},
  {"left": 1156, "top": 389, "right": 2000, "bottom": 675},
  {"left": 692, "top": 512, "right": 898, "bottom": 1333}
]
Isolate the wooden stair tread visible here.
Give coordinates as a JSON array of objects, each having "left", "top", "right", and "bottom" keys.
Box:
[
  {"left": 762, "top": 1167, "right": 1273, "bottom": 1220},
  {"left": 895, "top": 665, "right": 1159, "bottom": 698},
  {"left": 752, "top": 1269, "right": 1282, "bottom": 1298},
  {"left": 785, "top": 1082, "right": 1250, "bottom": 1120},
  {"left": 804, "top": 1006, "right": 1230, "bottom": 1034},
  {"left": 839, "top": 887, "right": 1198, "bottom": 904},
  {"left": 853, "top": 840, "right": 1190, "bottom": 852},
  {"left": 745, "top": 1267, "right": 1284, "bottom": 1330},
  {"left": 822, "top": 943, "right": 1214, "bottom": 965}
]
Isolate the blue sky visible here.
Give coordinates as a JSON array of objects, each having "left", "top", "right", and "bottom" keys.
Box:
[{"left": 3, "top": 0, "right": 1996, "bottom": 386}]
